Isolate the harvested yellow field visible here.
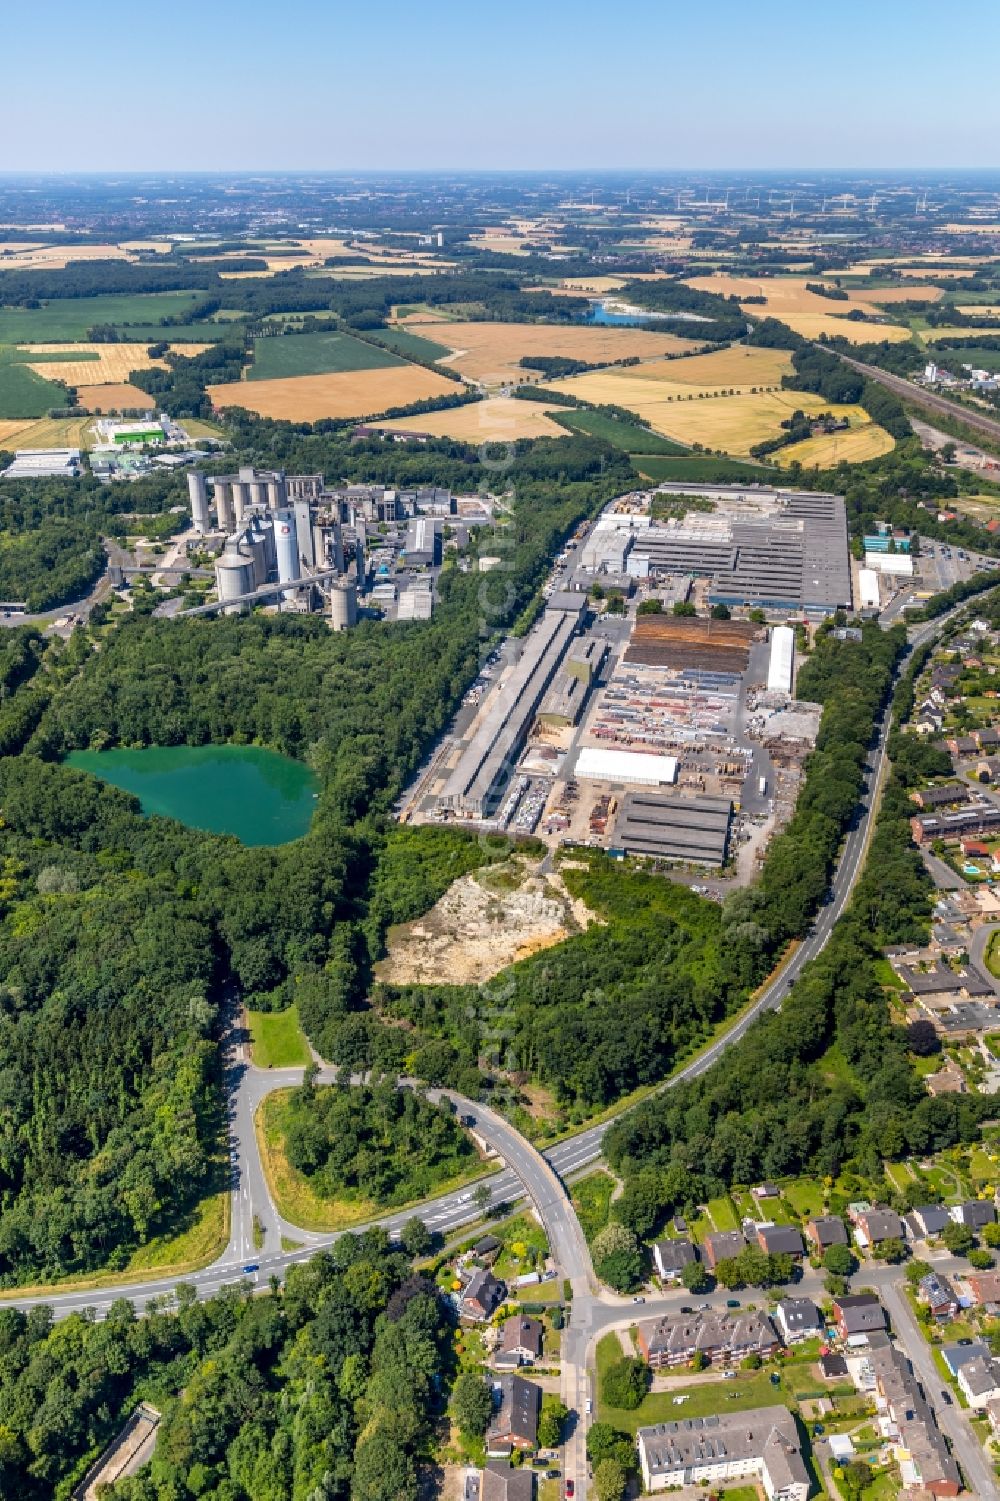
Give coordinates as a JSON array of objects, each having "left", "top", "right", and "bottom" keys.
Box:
[
  {"left": 76, "top": 383, "right": 155, "bottom": 412},
  {"left": 683, "top": 272, "right": 912, "bottom": 343},
  {"left": 945, "top": 223, "right": 1000, "bottom": 234},
  {"left": 20, "top": 342, "right": 210, "bottom": 385},
  {"left": 957, "top": 306, "right": 1000, "bottom": 318},
  {"left": 900, "top": 266, "right": 975, "bottom": 279},
  {"left": 0, "top": 415, "right": 97, "bottom": 449},
  {"left": 207, "top": 366, "right": 457, "bottom": 422},
  {"left": 379, "top": 397, "right": 567, "bottom": 442},
  {"left": 775, "top": 423, "right": 895, "bottom": 468},
  {"left": 417, "top": 320, "right": 697, "bottom": 384},
  {"left": 923, "top": 326, "right": 1000, "bottom": 343},
  {"left": 851, "top": 284, "right": 943, "bottom": 304},
  {"left": 549, "top": 347, "right": 792, "bottom": 409}
]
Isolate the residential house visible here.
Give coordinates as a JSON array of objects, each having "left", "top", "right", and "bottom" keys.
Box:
[
  {"left": 941, "top": 1341, "right": 992, "bottom": 1377},
  {"left": 652, "top": 1239, "right": 696, "bottom": 1282},
  {"left": 755, "top": 1224, "right": 804, "bottom": 1258},
  {"left": 463, "top": 1269, "right": 506, "bottom": 1322},
  {"left": 486, "top": 1375, "right": 540, "bottom": 1455},
  {"left": 473, "top": 1235, "right": 502, "bottom": 1264},
  {"left": 952, "top": 1199, "right": 997, "bottom": 1230},
  {"left": 911, "top": 784, "right": 970, "bottom": 809},
  {"left": 638, "top": 1406, "right": 809, "bottom": 1500},
  {"left": 636, "top": 1310, "right": 780, "bottom": 1370},
  {"left": 495, "top": 1316, "right": 543, "bottom": 1369},
  {"left": 967, "top": 1271, "right": 1000, "bottom": 1309},
  {"left": 820, "top": 1353, "right": 849, "bottom": 1381},
  {"left": 481, "top": 1463, "right": 534, "bottom": 1501},
  {"left": 751, "top": 1182, "right": 780, "bottom": 1201},
  {"left": 805, "top": 1215, "right": 848, "bottom": 1251},
  {"left": 867, "top": 1342, "right": 961, "bottom": 1496},
  {"left": 957, "top": 1355, "right": 1000, "bottom": 1410},
  {"left": 911, "top": 1205, "right": 951, "bottom": 1239},
  {"left": 854, "top": 1207, "right": 904, "bottom": 1250},
  {"left": 960, "top": 837, "right": 990, "bottom": 858},
  {"left": 774, "top": 1298, "right": 822, "bottom": 1344},
  {"left": 917, "top": 1273, "right": 958, "bottom": 1321},
  {"left": 832, "top": 1295, "right": 887, "bottom": 1342},
  {"left": 702, "top": 1230, "right": 745, "bottom": 1269}
]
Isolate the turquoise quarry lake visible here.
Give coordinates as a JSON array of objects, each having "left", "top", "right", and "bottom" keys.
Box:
[{"left": 65, "top": 745, "right": 318, "bottom": 846}]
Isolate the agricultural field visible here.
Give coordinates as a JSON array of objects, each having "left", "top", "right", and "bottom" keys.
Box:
[
  {"left": 631, "top": 453, "right": 779, "bottom": 484},
  {"left": 207, "top": 365, "right": 457, "bottom": 421},
  {"left": 0, "top": 360, "right": 67, "bottom": 419},
  {"left": 380, "top": 396, "right": 568, "bottom": 441},
  {"left": 604, "top": 385, "right": 880, "bottom": 457},
  {"left": 0, "top": 292, "right": 207, "bottom": 343},
  {"left": 19, "top": 342, "right": 210, "bottom": 386},
  {"left": 364, "top": 326, "right": 454, "bottom": 362},
  {"left": 248, "top": 330, "right": 404, "bottom": 380},
  {"left": 956, "top": 305, "right": 1000, "bottom": 318},
  {"left": 775, "top": 420, "right": 895, "bottom": 468},
  {"left": 550, "top": 344, "right": 793, "bottom": 409},
  {"left": 75, "top": 383, "right": 155, "bottom": 412},
  {"left": 400, "top": 318, "right": 698, "bottom": 384},
  {"left": 681, "top": 273, "right": 912, "bottom": 342},
  {"left": 550, "top": 407, "right": 688, "bottom": 454},
  {"left": 0, "top": 414, "right": 97, "bottom": 449},
  {"left": 922, "top": 325, "right": 1000, "bottom": 343}
]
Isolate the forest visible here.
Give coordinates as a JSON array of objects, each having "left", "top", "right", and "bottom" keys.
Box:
[
  {"left": 0, "top": 1233, "right": 447, "bottom": 1501},
  {"left": 0, "top": 431, "right": 629, "bottom": 1281}
]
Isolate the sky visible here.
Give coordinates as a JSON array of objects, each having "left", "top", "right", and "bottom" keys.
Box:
[{"left": 3, "top": 0, "right": 1000, "bottom": 173}]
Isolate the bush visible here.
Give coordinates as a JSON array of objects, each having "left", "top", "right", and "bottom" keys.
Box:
[
  {"left": 601, "top": 1355, "right": 650, "bottom": 1410},
  {"left": 968, "top": 1248, "right": 994, "bottom": 1270}
]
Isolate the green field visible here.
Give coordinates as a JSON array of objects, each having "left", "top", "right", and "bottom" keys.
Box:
[
  {"left": 552, "top": 406, "right": 688, "bottom": 455},
  {"left": 630, "top": 453, "right": 781, "bottom": 483},
  {"left": 936, "top": 345, "right": 1000, "bottom": 373},
  {"left": 570, "top": 1170, "right": 615, "bottom": 1244},
  {"left": 246, "top": 1005, "right": 310, "bottom": 1068},
  {"left": 0, "top": 292, "right": 206, "bottom": 344},
  {"left": 364, "top": 326, "right": 453, "bottom": 363},
  {"left": 248, "top": 330, "right": 405, "bottom": 380},
  {"left": 112, "top": 321, "right": 226, "bottom": 344},
  {"left": 0, "top": 360, "right": 68, "bottom": 418}
]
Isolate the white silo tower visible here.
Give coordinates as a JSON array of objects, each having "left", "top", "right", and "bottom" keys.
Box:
[
  {"left": 231, "top": 481, "right": 249, "bottom": 525},
  {"left": 213, "top": 479, "right": 236, "bottom": 532},
  {"left": 329, "top": 578, "right": 358, "bottom": 632},
  {"left": 274, "top": 510, "right": 301, "bottom": 599},
  {"left": 252, "top": 512, "right": 277, "bottom": 578},
  {"left": 187, "top": 471, "right": 210, "bottom": 533},
  {"left": 215, "top": 547, "right": 255, "bottom": 614}
]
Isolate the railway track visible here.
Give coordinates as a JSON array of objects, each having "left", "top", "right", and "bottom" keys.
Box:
[{"left": 838, "top": 352, "right": 1000, "bottom": 446}]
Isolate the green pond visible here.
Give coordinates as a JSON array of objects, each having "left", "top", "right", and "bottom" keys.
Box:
[{"left": 65, "top": 745, "right": 318, "bottom": 846}]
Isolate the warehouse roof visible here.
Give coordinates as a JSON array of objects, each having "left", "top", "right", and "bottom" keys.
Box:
[
  {"left": 575, "top": 747, "right": 678, "bottom": 786},
  {"left": 613, "top": 790, "right": 732, "bottom": 866}
]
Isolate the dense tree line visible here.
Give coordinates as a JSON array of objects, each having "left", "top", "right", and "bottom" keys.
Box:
[
  {"left": 784, "top": 346, "right": 913, "bottom": 439},
  {"left": 0, "top": 1233, "right": 448, "bottom": 1501}
]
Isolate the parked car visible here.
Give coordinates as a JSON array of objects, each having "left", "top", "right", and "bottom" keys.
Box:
[
  {"left": 565, "top": 1483, "right": 575, "bottom": 1498},
  {"left": 941, "top": 1390, "right": 953, "bottom": 1405},
  {"left": 726, "top": 1299, "right": 741, "bottom": 1308},
  {"left": 632, "top": 1296, "right": 645, "bottom": 1304}
]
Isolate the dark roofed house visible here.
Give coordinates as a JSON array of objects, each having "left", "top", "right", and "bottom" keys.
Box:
[
  {"left": 806, "top": 1215, "right": 848, "bottom": 1250},
  {"left": 918, "top": 1273, "right": 959, "bottom": 1321},
  {"left": 636, "top": 1310, "right": 779, "bottom": 1370},
  {"left": 775, "top": 1297, "right": 822, "bottom": 1344},
  {"left": 486, "top": 1374, "right": 540, "bottom": 1454},
  {"left": 912, "top": 1204, "right": 951, "bottom": 1238},
  {"left": 481, "top": 1463, "right": 534, "bottom": 1501},
  {"left": 474, "top": 1235, "right": 502, "bottom": 1263},
  {"left": 463, "top": 1268, "right": 506, "bottom": 1322},
  {"left": 833, "top": 1295, "right": 887, "bottom": 1341},
  {"left": 820, "top": 1353, "right": 849, "bottom": 1380},
  {"left": 653, "top": 1239, "right": 696, "bottom": 1282},
  {"left": 756, "top": 1224, "right": 804, "bottom": 1258},
  {"left": 856, "top": 1207, "right": 904, "bottom": 1248},
  {"left": 496, "top": 1316, "right": 543, "bottom": 1368},
  {"left": 702, "top": 1230, "right": 745, "bottom": 1269},
  {"left": 955, "top": 1200, "right": 997, "bottom": 1230},
  {"left": 752, "top": 1182, "right": 779, "bottom": 1200}
]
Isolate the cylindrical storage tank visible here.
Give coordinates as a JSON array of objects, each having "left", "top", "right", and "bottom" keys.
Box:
[
  {"left": 245, "top": 530, "right": 268, "bottom": 588},
  {"left": 187, "top": 471, "right": 210, "bottom": 533},
  {"left": 231, "top": 482, "right": 248, "bottom": 525},
  {"left": 329, "top": 579, "right": 357, "bottom": 632},
  {"left": 267, "top": 476, "right": 287, "bottom": 511},
  {"left": 213, "top": 480, "right": 235, "bottom": 532},
  {"left": 215, "top": 553, "right": 255, "bottom": 614},
  {"left": 274, "top": 509, "right": 301, "bottom": 599},
  {"left": 250, "top": 480, "right": 269, "bottom": 510},
  {"left": 252, "top": 514, "right": 277, "bottom": 577}
]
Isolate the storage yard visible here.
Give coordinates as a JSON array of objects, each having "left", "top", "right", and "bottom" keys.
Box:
[{"left": 405, "top": 481, "right": 832, "bottom": 880}]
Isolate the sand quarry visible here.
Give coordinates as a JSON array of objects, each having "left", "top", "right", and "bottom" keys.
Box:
[{"left": 377, "top": 859, "right": 598, "bottom": 987}]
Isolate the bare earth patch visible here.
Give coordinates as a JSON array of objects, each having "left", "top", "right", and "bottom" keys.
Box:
[{"left": 376, "top": 860, "right": 599, "bottom": 986}]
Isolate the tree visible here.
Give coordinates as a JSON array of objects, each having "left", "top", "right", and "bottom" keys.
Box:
[
  {"left": 473, "top": 1183, "right": 493, "bottom": 1214},
  {"left": 905, "top": 1259, "right": 933, "bottom": 1287},
  {"left": 593, "top": 1223, "right": 644, "bottom": 1293},
  {"left": 538, "top": 1397, "right": 568, "bottom": 1448},
  {"left": 452, "top": 1372, "right": 492, "bottom": 1438},
  {"left": 600, "top": 1356, "right": 649, "bottom": 1411},
  {"left": 742, "top": 1353, "right": 762, "bottom": 1370},
  {"left": 680, "top": 1259, "right": 711, "bottom": 1293},
  {"left": 968, "top": 1248, "right": 994, "bottom": 1270},
  {"left": 823, "top": 1243, "right": 856, "bottom": 1277},
  {"left": 906, "top": 1019, "right": 941, "bottom": 1057},
  {"left": 587, "top": 1422, "right": 633, "bottom": 1467},
  {"left": 872, "top": 1237, "right": 907, "bottom": 1264},
  {"left": 710, "top": 603, "right": 731, "bottom": 620},
  {"left": 690, "top": 1350, "right": 708, "bottom": 1372},
  {"left": 400, "top": 1218, "right": 431, "bottom": 1258},
  {"left": 672, "top": 601, "right": 696, "bottom": 617},
  {"left": 942, "top": 1223, "right": 976, "bottom": 1257},
  {"left": 594, "top": 1456, "right": 629, "bottom": 1501},
  {"left": 983, "top": 1223, "right": 1000, "bottom": 1248}
]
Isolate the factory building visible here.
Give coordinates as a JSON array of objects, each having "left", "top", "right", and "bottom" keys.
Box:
[
  {"left": 857, "top": 568, "right": 881, "bottom": 610},
  {"left": 612, "top": 790, "right": 733, "bottom": 866},
  {"left": 575, "top": 747, "right": 679, "bottom": 786},
  {"left": 625, "top": 485, "right": 851, "bottom": 615},
  {"left": 439, "top": 596, "right": 586, "bottom": 818},
  {"left": 864, "top": 551, "right": 913, "bottom": 577},
  {"left": 404, "top": 517, "right": 441, "bottom": 568},
  {"left": 766, "top": 626, "right": 795, "bottom": 696},
  {"left": 1, "top": 447, "right": 83, "bottom": 479}
]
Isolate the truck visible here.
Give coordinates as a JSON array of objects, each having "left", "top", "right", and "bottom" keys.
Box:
[{"left": 758, "top": 775, "right": 767, "bottom": 797}]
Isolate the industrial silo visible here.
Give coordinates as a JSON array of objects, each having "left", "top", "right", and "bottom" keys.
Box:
[
  {"left": 241, "top": 525, "right": 269, "bottom": 588},
  {"left": 267, "top": 473, "right": 288, "bottom": 511},
  {"left": 251, "top": 512, "right": 277, "bottom": 578},
  {"left": 250, "top": 479, "right": 269, "bottom": 510},
  {"left": 231, "top": 482, "right": 249, "bottom": 525},
  {"left": 213, "top": 479, "right": 236, "bottom": 532},
  {"left": 214, "top": 549, "right": 255, "bottom": 614},
  {"left": 274, "top": 510, "right": 301, "bottom": 599},
  {"left": 187, "top": 471, "right": 210, "bottom": 533},
  {"left": 329, "top": 579, "right": 358, "bottom": 632}
]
